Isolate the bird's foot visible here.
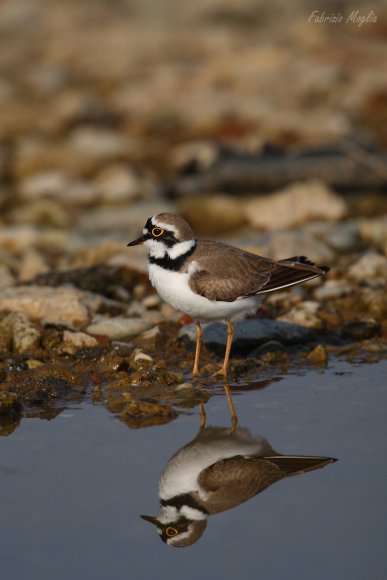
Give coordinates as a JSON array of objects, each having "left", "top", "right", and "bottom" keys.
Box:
[
  {"left": 192, "top": 365, "right": 200, "bottom": 378},
  {"left": 213, "top": 366, "right": 228, "bottom": 378}
]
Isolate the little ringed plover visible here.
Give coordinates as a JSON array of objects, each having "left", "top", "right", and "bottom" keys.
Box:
[{"left": 127, "top": 213, "right": 329, "bottom": 376}]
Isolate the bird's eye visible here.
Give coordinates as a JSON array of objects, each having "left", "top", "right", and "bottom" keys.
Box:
[
  {"left": 152, "top": 227, "right": 164, "bottom": 237},
  {"left": 165, "top": 527, "right": 178, "bottom": 537}
]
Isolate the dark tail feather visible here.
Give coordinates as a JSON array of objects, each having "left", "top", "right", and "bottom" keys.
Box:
[
  {"left": 265, "top": 455, "right": 337, "bottom": 476},
  {"left": 280, "top": 256, "right": 330, "bottom": 273}
]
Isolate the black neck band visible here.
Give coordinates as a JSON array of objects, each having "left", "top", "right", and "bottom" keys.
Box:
[
  {"left": 160, "top": 493, "right": 209, "bottom": 515},
  {"left": 148, "top": 243, "right": 196, "bottom": 271}
]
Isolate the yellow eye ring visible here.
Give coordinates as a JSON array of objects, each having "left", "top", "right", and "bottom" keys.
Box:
[
  {"left": 165, "top": 527, "right": 178, "bottom": 537},
  {"left": 152, "top": 227, "right": 164, "bottom": 237}
]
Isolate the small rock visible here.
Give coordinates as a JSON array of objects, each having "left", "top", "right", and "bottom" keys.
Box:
[
  {"left": 119, "top": 400, "right": 177, "bottom": 429},
  {"left": 86, "top": 317, "right": 152, "bottom": 340},
  {"left": 26, "top": 359, "right": 44, "bottom": 369},
  {"left": 0, "top": 286, "right": 102, "bottom": 326},
  {"left": 0, "top": 311, "right": 41, "bottom": 353},
  {"left": 277, "top": 301, "right": 323, "bottom": 329},
  {"left": 0, "top": 264, "right": 15, "bottom": 288},
  {"left": 314, "top": 281, "right": 352, "bottom": 300},
  {"left": 10, "top": 199, "right": 70, "bottom": 228},
  {"left": 178, "top": 194, "right": 245, "bottom": 235},
  {"left": 326, "top": 221, "right": 360, "bottom": 253},
  {"left": 132, "top": 349, "right": 154, "bottom": 369},
  {"left": 68, "top": 127, "right": 133, "bottom": 163},
  {"left": 61, "top": 330, "right": 99, "bottom": 355},
  {"left": 358, "top": 216, "right": 387, "bottom": 251},
  {"left": 179, "top": 319, "right": 315, "bottom": 353},
  {"left": 264, "top": 230, "right": 334, "bottom": 263},
  {"left": 18, "top": 170, "right": 68, "bottom": 200},
  {"left": 250, "top": 340, "right": 285, "bottom": 362},
  {"left": 95, "top": 163, "right": 155, "bottom": 203},
  {"left": 18, "top": 248, "right": 49, "bottom": 282},
  {"left": 245, "top": 180, "right": 347, "bottom": 230},
  {"left": 142, "top": 294, "right": 161, "bottom": 309},
  {"left": 348, "top": 252, "right": 387, "bottom": 280},
  {"left": 306, "top": 344, "right": 328, "bottom": 365}
]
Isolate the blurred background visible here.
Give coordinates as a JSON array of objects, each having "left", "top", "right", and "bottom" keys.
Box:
[{"left": 0, "top": 0, "right": 386, "bottom": 283}]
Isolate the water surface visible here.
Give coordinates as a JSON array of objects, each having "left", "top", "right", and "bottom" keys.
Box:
[{"left": 1, "top": 359, "right": 386, "bottom": 580}]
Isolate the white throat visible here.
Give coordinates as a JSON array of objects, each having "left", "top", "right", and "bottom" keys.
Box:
[{"left": 145, "top": 239, "right": 195, "bottom": 260}]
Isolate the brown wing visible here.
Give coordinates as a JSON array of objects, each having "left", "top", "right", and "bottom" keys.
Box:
[
  {"left": 197, "top": 454, "right": 336, "bottom": 515},
  {"left": 188, "top": 241, "right": 328, "bottom": 302},
  {"left": 196, "top": 455, "right": 285, "bottom": 514}
]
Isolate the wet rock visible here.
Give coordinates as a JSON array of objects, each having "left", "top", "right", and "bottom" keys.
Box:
[
  {"left": 0, "top": 392, "right": 22, "bottom": 415},
  {"left": 0, "top": 312, "right": 41, "bottom": 353},
  {"left": 348, "top": 252, "right": 387, "bottom": 280},
  {"left": 277, "top": 301, "right": 323, "bottom": 330},
  {"left": 132, "top": 349, "right": 154, "bottom": 369},
  {"left": 249, "top": 340, "right": 286, "bottom": 363},
  {"left": 128, "top": 367, "right": 184, "bottom": 388},
  {"left": 0, "top": 286, "right": 102, "bottom": 327},
  {"left": 86, "top": 317, "right": 152, "bottom": 340},
  {"left": 341, "top": 319, "right": 381, "bottom": 341},
  {"left": 245, "top": 180, "right": 347, "bottom": 230},
  {"left": 61, "top": 330, "right": 99, "bottom": 355},
  {"left": 118, "top": 397, "right": 177, "bottom": 429},
  {"left": 179, "top": 319, "right": 315, "bottom": 354},
  {"left": 306, "top": 344, "right": 328, "bottom": 366},
  {"left": 7, "top": 363, "right": 86, "bottom": 405}
]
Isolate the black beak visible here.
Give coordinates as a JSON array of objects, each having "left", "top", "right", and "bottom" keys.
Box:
[
  {"left": 127, "top": 234, "right": 148, "bottom": 247},
  {"left": 140, "top": 515, "right": 159, "bottom": 526}
]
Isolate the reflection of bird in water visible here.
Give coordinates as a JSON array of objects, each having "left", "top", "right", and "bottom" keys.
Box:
[{"left": 141, "top": 386, "right": 337, "bottom": 547}]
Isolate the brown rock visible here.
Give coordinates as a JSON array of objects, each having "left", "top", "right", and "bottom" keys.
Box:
[
  {"left": 307, "top": 344, "right": 328, "bottom": 365},
  {"left": 0, "top": 286, "right": 102, "bottom": 327},
  {"left": 245, "top": 180, "right": 347, "bottom": 230}
]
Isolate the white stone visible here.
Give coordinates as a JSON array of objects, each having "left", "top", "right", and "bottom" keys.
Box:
[{"left": 86, "top": 317, "right": 152, "bottom": 340}]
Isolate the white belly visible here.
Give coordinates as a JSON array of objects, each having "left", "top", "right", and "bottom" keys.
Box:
[{"left": 148, "top": 263, "right": 259, "bottom": 322}]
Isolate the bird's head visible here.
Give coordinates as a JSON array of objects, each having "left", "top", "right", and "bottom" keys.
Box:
[
  {"left": 140, "top": 510, "right": 207, "bottom": 548},
  {"left": 127, "top": 213, "right": 195, "bottom": 259}
]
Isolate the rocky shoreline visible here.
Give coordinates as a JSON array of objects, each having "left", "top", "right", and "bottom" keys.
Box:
[{"left": 1, "top": 0, "right": 386, "bottom": 433}]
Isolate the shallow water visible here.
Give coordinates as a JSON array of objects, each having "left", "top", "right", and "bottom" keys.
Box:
[{"left": 1, "top": 359, "right": 387, "bottom": 580}]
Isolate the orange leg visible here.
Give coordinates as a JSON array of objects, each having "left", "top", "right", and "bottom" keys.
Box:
[
  {"left": 215, "top": 320, "right": 234, "bottom": 377},
  {"left": 224, "top": 384, "right": 238, "bottom": 432},
  {"left": 192, "top": 322, "right": 203, "bottom": 377},
  {"left": 199, "top": 402, "right": 206, "bottom": 429}
]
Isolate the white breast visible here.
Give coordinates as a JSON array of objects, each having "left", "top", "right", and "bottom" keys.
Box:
[{"left": 148, "top": 263, "right": 259, "bottom": 322}]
